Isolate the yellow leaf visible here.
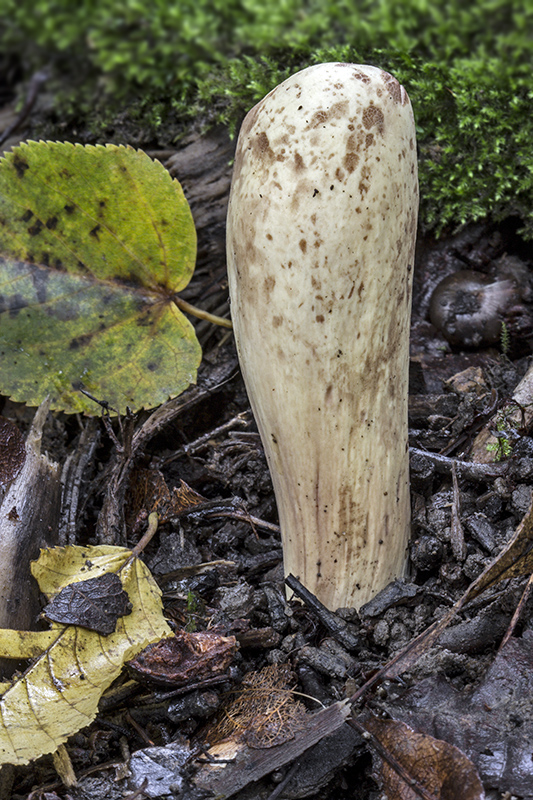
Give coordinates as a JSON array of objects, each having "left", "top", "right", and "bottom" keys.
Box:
[
  {"left": 0, "top": 629, "right": 57, "bottom": 659},
  {"left": 0, "top": 545, "right": 171, "bottom": 766}
]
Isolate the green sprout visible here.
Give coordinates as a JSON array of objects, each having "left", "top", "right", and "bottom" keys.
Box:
[
  {"left": 486, "top": 412, "right": 516, "bottom": 460},
  {"left": 500, "top": 320, "right": 511, "bottom": 357}
]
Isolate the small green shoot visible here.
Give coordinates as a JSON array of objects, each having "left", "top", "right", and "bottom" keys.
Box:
[
  {"left": 486, "top": 413, "right": 516, "bottom": 461},
  {"left": 500, "top": 320, "right": 511, "bottom": 357}
]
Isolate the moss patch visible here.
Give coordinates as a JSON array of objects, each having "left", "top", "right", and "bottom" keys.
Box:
[{"left": 3, "top": 1, "right": 533, "bottom": 236}]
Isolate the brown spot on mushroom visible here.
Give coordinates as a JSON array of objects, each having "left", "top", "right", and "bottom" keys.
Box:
[
  {"left": 362, "top": 105, "right": 384, "bottom": 134},
  {"left": 272, "top": 315, "right": 284, "bottom": 328},
  {"left": 299, "top": 239, "right": 307, "bottom": 254},
  {"left": 380, "top": 70, "right": 408, "bottom": 104},
  {"left": 264, "top": 276, "right": 276, "bottom": 295},
  {"left": 358, "top": 165, "right": 371, "bottom": 196},
  {"left": 316, "top": 315, "right": 324, "bottom": 323},
  {"left": 309, "top": 110, "right": 329, "bottom": 128},
  {"left": 335, "top": 167, "right": 345, "bottom": 181},
  {"left": 294, "top": 152, "right": 305, "bottom": 171},
  {"left": 252, "top": 131, "right": 276, "bottom": 164},
  {"left": 365, "top": 133, "right": 374, "bottom": 147},
  {"left": 344, "top": 152, "right": 359, "bottom": 174},
  {"left": 352, "top": 70, "right": 371, "bottom": 84}
]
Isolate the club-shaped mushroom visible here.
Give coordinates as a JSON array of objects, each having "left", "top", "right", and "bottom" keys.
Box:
[{"left": 226, "top": 63, "right": 418, "bottom": 609}]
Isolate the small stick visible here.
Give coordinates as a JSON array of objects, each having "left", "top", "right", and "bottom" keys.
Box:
[
  {"left": 129, "top": 512, "right": 159, "bottom": 560},
  {"left": 450, "top": 462, "right": 466, "bottom": 561},
  {"left": 159, "top": 411, "right": 251, "bottom": 465},
  {"left": 174, "top": 296, "right": 232, "bottom": 328},
  {"left": 409, "top": 447, "right": 508, "bottom": 481},
  {"left": 285, "top": 574, "right": 359, "bottom": 651},
  {"left": 497, "top": 571, "right": 533, "bottom": 652}
]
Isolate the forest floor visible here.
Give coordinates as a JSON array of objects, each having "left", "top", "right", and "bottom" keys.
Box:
[{"left": 1, "top": 80, "right": 533, "bottom": 800}]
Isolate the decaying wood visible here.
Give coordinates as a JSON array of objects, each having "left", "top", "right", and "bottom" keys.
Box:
[
  {"left": 162, "top": 127, "right": 234, "bottom": 282},
  {"left": 193, "top": 700, "right": 351, "bottom": 798},
  {"left": 0, "top": 400, "right": 60, "bottom": 638},
  {"left": 58, "top": 418, "right": 99, "bottom": 545},
  {"left": 470, "top": 358, "right": 533, "bottom": 462}
]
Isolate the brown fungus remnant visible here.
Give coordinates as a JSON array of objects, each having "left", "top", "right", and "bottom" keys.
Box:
[
  {"left": 429, "top": 269, "right": 524, "bottom": 348},
  {"left": 227, "top": 63, "right": 418, "bottom": 610}
]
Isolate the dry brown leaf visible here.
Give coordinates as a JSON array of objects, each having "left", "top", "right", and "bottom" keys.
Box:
[
  {"left": 127, "top": 629, "right": 238, "bottom": 687},
  {"left": 362, "top": 715, "right": 484, "bottom": 800}
]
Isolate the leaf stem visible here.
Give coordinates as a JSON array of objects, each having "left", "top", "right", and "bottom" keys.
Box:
[
  {"left": 130, "top": 512, "right": 159, "bottom": 559},
  {"left": 174, "top": 297, "right": 233, "bottom": 329}
]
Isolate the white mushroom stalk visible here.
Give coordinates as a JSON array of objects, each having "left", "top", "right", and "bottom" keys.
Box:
[{"left": 226, "top": 63, "right": 418, "bottom": 610}]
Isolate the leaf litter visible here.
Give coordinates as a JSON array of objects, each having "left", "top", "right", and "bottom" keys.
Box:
[
  {"left": 0, "top": 543, "right": 171, "bottom": 766},
  {"left": 42, "top": 572, "right": 132, "bottom": 635}
]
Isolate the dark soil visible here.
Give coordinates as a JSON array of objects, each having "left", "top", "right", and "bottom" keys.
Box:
[{"left": 1, "top": 82, "right": 533, "bottom": 800}]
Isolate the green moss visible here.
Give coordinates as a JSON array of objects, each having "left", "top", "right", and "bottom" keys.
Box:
[{"left": 3, "top": 1, "right": 533, "bottom": 236}]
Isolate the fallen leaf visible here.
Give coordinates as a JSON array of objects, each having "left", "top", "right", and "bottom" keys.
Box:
[
  {"left": 362, "top": 715, "right": 484, "bottom": 800},
  {"left": 0, "top": 544, "right": 171, "bottom": 766},
  {"left": 382, "top": 629, "right": 533, "bottom": 797},
  {"left": 127, "top": 628, "right": 238, "bottom": 687},
  {"left": 127, "top": 469, "right": 207, "bottom": 531},
  {"left": 0, "top": 142, "right": 201, "bottom": 414},
  {"left": 42, "top": 571, "right": 132, "bottom": 634},
  {"left": 0, "top": 416, "right": 25, "bottom": 486}
]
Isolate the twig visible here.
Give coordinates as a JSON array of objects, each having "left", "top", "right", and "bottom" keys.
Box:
[
  {"left": 285, "top": 574, "right": 359, "bottom": 651},
  {"left": 265, "top": 758, "right": 302, "bottom": 800},
  {"left": 174, "top": 296, "right": 232, "bottom": 328},
  {"left": 450, "top": 462, "right": 466, "bottom": 561},
  {"left": 498, "top": 571, "right": 533, "bottom": 652},
  {"left": 129, "top": 512, "right": 159, "bottom": 560},
  {"left": 159, "top": 411, "right": 251, "bottom": 465},
  {"left": 409, "top": 447, "right": 508, "bottom": 480}
]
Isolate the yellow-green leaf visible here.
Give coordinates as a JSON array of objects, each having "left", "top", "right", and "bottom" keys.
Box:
[
  {"left": 0, "top": 545, "right": 171, "bottom": 766},
  {"left": 0, "top": 141, "right": 201, "bottom": 414}
]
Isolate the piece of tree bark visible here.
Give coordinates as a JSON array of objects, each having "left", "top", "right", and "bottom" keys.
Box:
[
  {"left": 470, "top": 360, "right": 533, "bottom": 462},
  {"left": 0, "top": 401, "right": 60, "bottom": 649},
  {"left": 193, "top": 700, "right": 351, "bottom": 798}
]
